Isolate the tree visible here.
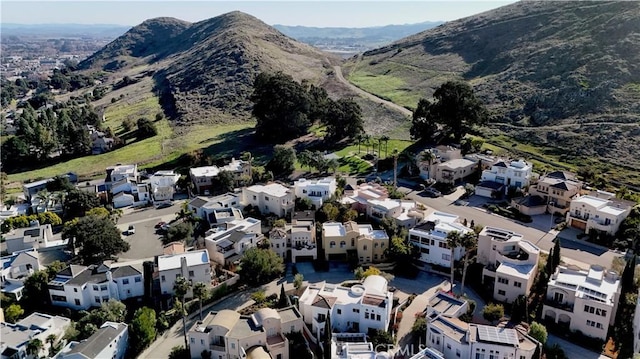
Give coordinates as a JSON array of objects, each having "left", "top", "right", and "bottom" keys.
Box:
[
  {"left": 528, "top": 321, "right": 548, "bottom": 345},
  {"left": 27, "top": 338, "right": 43, "bottom": 357},
  {"left": 551, "top": 239, "right": 561, "bottom": 273},
  {"left": 410, "top": 98, "right": 438, "bottom": 141},
  {"left": 392, "top": 148, "right": 399, "bottom": 190},
  {"left": 294, "top": 273, "right": 304, "bottom": 292},
  {"left": 277, "top": 283, "right": 290, "bottom": 308},
  {"left": 5, "top": 303, "right": 24, "bottom": 323},
  {"left": 193, "top": 282, "right": 210, "bottom": 320},
  {"left": 201, "top": 350, "right": 213, "bottom": 359},
  {"left": 411, "top": 81, "right": 489, "bottom": 143},
  {"left": 63, "top": 215, "right": 130, "bottom": 264},
  {"left": 459, "top": 231, "right": 477, "bottom": 295},
  {"left": 324, "top": 98, "right": 363, "bottom": 140},
  {"left": 167, "top": 222, "right": 194, "bottom": 244},
  {"left": 321, "top": 203, "right": 340, "bottom": 222},
  {"left": 22, "top": 270, "right": 51, "bottom": 309},
  {"left": 240, "top": 247, "right": 285, "bottom": 285},
  {"left": 252, "top": 72, "right": 311, "bottom": 143},
  {"left": 168, "top": 345, "right": 190, "bottom": 359},
  {"left": 510, "top": 295, "right": 528, "bottom": 324},
  {"left": 46, "top": 333, "right": 58, "bottom": 357},
  {"left": 137, "top": 117, "right": 158, "bottom": 138},
  {"left": 482, "top": 303, "right": 504, "bottom": 323},
  {"left": 446, "top": 231, "right": 462, "bottom": 292},
  {"left": 212, "top": 170, "right": 235, "bottom": 194},
  {"left": 412, "top": 316, "right": 427, "bottom": 339},
  {"left": 267, "top": 145, "right": 297, "bottom": 177},
  {"left": 130, "top": 307, "right": 157, "bottom": 354},
  {"left": 174, "top": 276, "right": 192, "bottom": 349},
  {"left": 323, "top": 313, "right": 332, "bottom": 359},
  {"left": 63, "top": 189, "right": 100, "bottom": 220}
]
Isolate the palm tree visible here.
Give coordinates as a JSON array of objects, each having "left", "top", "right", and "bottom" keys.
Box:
[
  {"left": 174, "top": 276, "right": 192, "bottom": 349},
  {"left": 110, "top": 208, "right": 123, "bottom": 223},
  {"left": 46, "top": 334, "right": 57, "bottom": 357},
  {"left": 364, "top": 134, "right": 372, "bottom": 154},
  {"left": 420, "top": 150, "right": 436, "bottom": 179},
  {"left": 35, "top": 189, "right": 49, "bottom": 213},
  {"left": 176, "top": 201, "right": 194, "bottom": 223},
  {"left": 27, "top": 338, "right": 43, "bottom": 357},
  {"left": 459, "top": 231, "right": 478, "bottom": 295},
  {"left": 192, "top": 282, "right": 210, "bottom": 320},
  {"left": 380, "top": 135, "right": 390, "bottom": 158},
  {"left": 241, "top": 151, "right": 253, "bottom": 179},
  {"left": 355, "top": 133, "right": 364, "bottom": 154},
  {"left": 446, "top": 231, "right": 462, "bottom": 293}
]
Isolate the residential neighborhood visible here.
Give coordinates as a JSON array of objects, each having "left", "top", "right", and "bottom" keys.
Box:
[{"left": 1, "top": 151, "right": 638, "bottom": 359}]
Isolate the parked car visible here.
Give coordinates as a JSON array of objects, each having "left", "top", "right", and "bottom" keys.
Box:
[
  {"left": 155, "top": 221, "right": 166, "bottom": 229},
  {"left": 423, "top": 187, "right": 442, "bottom": 198},
  {"left": 155, "top": 202, "right": 172, "bottom": 209},
  {"left": 125, "top": 225, "right": 135, "bottom": 235}
]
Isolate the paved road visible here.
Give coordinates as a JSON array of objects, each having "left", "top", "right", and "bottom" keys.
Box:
[
  {"left": 547, "top": 334, "right": 610, "bottom": 359},
  {"left": 333, "top": 65, "right": 412, "bottom": 117}
]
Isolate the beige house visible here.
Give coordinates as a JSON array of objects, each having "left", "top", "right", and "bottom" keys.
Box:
[
  {"left": 322, "top": 222, "right": 388, "bottom": 264},
  {"left": 477, "top": 227, "right": 540, "bottom": 303},
  {"left": 187, "top": 307, "right": 304, "bottom": 359},
  {"left": 528, "top": 171, "right": 582, "bottom": 215},
  {"left": 542, "top": 265, "right": 620, "bottom": 340},
  {"left": 268, "top": 213, "right": 317, "bottom": 263}
]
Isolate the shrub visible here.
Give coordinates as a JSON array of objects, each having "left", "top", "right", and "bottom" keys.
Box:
[{"left": 482, "top": 303, "right": 504, "bottom": 322}]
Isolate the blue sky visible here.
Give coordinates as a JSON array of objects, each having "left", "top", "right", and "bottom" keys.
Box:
[{"left": 2, "top": 1, "right": 517, "bottom": 27}]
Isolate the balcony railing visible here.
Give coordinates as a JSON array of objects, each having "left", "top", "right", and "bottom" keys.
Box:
[
  {"left": 543, "top": 298, "right": 574, "bottom": 312},
  {"left": 210, "top": 344, "right": 225, "bottom": 352}
]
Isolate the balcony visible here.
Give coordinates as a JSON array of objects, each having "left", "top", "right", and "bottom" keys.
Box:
[
  {"left": 267, "top": 334, "right": 286, "bottom": 349},
  {"left": 209, "top": 343, "right": 225, "bottom": 352},
  {"left": 587, "top": 219, "right": 613, "bottom": 232},
  {"left": 543, "top": 298, "right": 574, "bottom": 312}
]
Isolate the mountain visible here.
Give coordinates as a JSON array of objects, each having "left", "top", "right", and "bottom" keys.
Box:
[
  {"left": 345, "top": 1, "right": 640, "bottom": 171},
  {"left": 80, "top": 12, "right": 339, "bottom": 123},
  {"left": 273, "top": 21, "right": 443, "bottom": 54}
]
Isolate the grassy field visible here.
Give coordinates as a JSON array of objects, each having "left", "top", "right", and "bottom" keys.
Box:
[{"left": 348, "top": 70, "right": 421, "bottom": 110}]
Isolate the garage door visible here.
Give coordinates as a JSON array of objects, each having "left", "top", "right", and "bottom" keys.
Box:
[{"left": 570, "top": 219, "right": 587, "bottom": 230}]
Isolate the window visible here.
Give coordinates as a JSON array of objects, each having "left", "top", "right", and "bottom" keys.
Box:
[
  {"left": 95, "top": 296, "right": 101, "bottom": 303},
  {"left": 74, "top": 299, "right": 81, "bottom": 305},
  {"left": 514, "top": 281, "right": 522, "bottom": 288},
  {"left": 553, "top": 292, "right": 564, "bottom": 302},
  {"left": 189, "top": 271, "right": 195, "bottom": 277},
  {"left": 363, "top": 245, "right": 368, "bottom": 251},
  {"left": 340, "top": 241, "right": 346, "bottom": 248},
  {"left": 73, "top": 288, "right": 78, "bottom": 292},
  {"left": 584, "top": 305, "right": 596, "bottom": 314},
  {"left": 265, "top": 196, "right": 270, "bottom": 201},
  {"left": 374, "top": 243, "right": 378, "bottom": 248},
  {"left": 201, "top": 339, "right": 204, "bottom": 345},
  {"left": 442, "top": 253, "right": 451, "bottom": 261},
  {"left": 253, "top": 195, "right": 257, "bottom": 200},
  {"left": 376, "top": 314, "right": 381, "bottom": 321},
  {"left": 176, "top": 274, "right": 181, "bottom": 279},
  {"left": 161, "top": 275, "right": 166, "bottom": 282},
  {"left": 365, "top": 312, "right": 370, "bottom": 319},
  {"left": 351, "top": 239, "right": 355, "bottom": 246},
  {"left": 439, "top": 242, "right": 447, "bottom": 249},
  {"left": 353, "top": 308, "right": 360, "bottom": 313},
  {"left": 447, "top": 344, "right": 452, "bottom": 349},
  {"left": 498, "top": 290, "right": 506, "bottom": 296},
  {"left": 52, "top": 295, "right": 66, "bottom": 302},
  {"left": 102, "top": 296, "right": 109, "bottom": 301},
  {"left": 123, "top": 278, "right": 129, "bottom": 285},
  {"left": 231, "top": 343, "right": 236, "bottom": 349},
  {"left": 100, "top": 285, "right": 107, "bottom": 291},
  {"left": 498, "top": 277, "right": 509, "bottom": 285},
  {"left": 93, "top": 285, "right": 99, "bottom": 291},
  {"left": 191, "top": 338, "right": 195, "bottom": 343},
  {"left": 337, "top": 309, "right": 342, "bottom": 314},
  {"left": 456, "top": 350, "right": 461, "bottom": 357},
  {"left": 330, "top": 241, "right": 336, "bottom": 248}
]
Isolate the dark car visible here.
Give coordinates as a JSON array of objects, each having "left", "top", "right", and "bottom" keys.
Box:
[
  {"left": 155, "top": 202, "right": 172, "bottom": 209},
  {"left": 423, "top": 187, "right": 442, "bottom": 198}
]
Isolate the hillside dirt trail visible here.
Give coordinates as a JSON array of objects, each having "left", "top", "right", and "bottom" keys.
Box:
[{"left": 333, "top": 65, "right": 412, "bottom": 118}]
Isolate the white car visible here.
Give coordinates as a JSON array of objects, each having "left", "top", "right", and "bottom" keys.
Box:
[{"left": 126, "top": 225, "right": 136, "bottom": 235}]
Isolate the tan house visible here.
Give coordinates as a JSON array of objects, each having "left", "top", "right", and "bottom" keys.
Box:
[
  {"left": 187, "top": 307, "right": 304, "bottom": 359},
  {"left": 322, "top": 221, "right": 388, "bottom": 264},
  {"left": 528, "top": 171, "right": 583, "bottom": 215}
]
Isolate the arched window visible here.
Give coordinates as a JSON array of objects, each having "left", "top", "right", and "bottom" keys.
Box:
[
  {"left": 330, "top": 241, "right": 336, "bottom": 248},
  {"left": 340, "top": 241, "right": 346, "bottom": 248}
]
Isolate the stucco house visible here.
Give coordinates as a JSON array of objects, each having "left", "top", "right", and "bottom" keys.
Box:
[
  {"left": 542, "top": 265, "right": 620, "bottom": 341},
  {"left": 322, "top": 221, "right": 388, "bottom": 264},
  {"left": 566, "top": 193, "right": 633, "bottom": 236}
]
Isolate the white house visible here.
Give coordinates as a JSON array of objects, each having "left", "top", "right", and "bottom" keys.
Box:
[
  {"left": 293, "top": 177, "right": 337, "bottom": 207},
  {"left": 299, "top": 275, "right": 393, "bottom": 338},
  {"left": 157, "top": 249, "right": 213, "bottom": 297},
  {"left": 188, "top": 193, "right": 243, "bottom": 225},
  {"left": 55, "top": 321, "right": 128, "bottom": 359},
  {"left": 4, "top": 223, "right": 58, "bottom": 254},
  {"left": 1, "top": 312, "right": 72, "bottom": 359},
  {"left": 408, "top": 212, "right": 471, "bottom": 268},
  {"left": 481, "top": 159, "right": 533, "bottom": 189},
  {"left": 188, "top": 306, "right": 304, "bottom": 359},
  {"left": 204, "top": 217, "right": 263, "bottom": 266},
  {"left": 423, "top": 292, "right": 539, "bottom": 359},
  {"left": 242, "top": 183, "right": 295, "bottom": 217},
  {"left": 111, "top": 182, "right": 150, "bottom": 209},
  {"left": 367, "top": 198, "right": 426, "bottom": 228},
  {"left": 542, "top": 265, "right": 621, "bottom": 341},
  {"left": 48, "top": 264, "right": 143, "bottom": 310},
  {"left": 477, "top": 227, "right": 540, "bottom": 303},
  {"left": 106, "top": 164, "right": 137, "bottom": 184},
  {"left": 566, "top": 194, "right": 633, "bottom": 236},
  {"left": 189, "top": 158, "right": 250, "bottom": 195},
  {"left": 331, "top": 333, "right": 385, "bottom": 359},
  {"left": 1, "top": 250, "right": 41, "bottom": 300},
  {"left": 148, "top": 170, "right": 180, "bottom": 202}
]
